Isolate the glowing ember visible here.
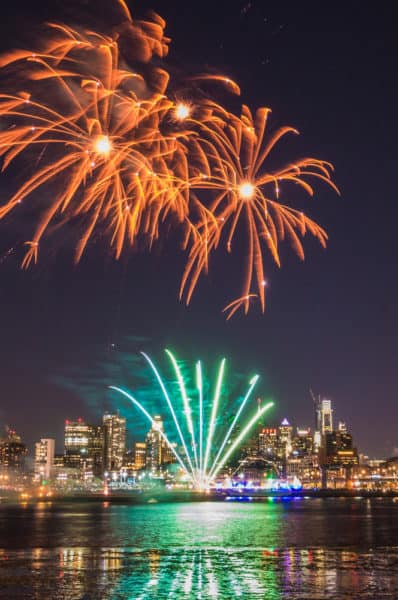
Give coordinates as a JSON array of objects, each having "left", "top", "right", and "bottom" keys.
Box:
[
  {"left": 238, "top": 182, "right": 256, "bottom": 200},
  {"left": 174, "top": 103, "right": 191, "bottom": 120},
  {"left": 93, "top": 135, "right": 111, "bottom": 156}
]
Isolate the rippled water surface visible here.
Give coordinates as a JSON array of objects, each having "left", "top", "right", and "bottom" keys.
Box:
[{"left": 1, "top": 498, "right": 398, "bottom": 599}]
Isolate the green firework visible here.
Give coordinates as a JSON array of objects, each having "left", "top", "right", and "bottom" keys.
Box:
[{"left": 110, "top": 350, "right": 273, "bottom": 488}]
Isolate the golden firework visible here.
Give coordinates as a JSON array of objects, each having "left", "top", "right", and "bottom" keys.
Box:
[
  {"left": 0, "top": 2, "right": 338, "bottom": 317},
  {"left": 181, "top": 105, "right": 338, "bottom": 318},
  {"left": 0, "top": 21, "right": 192, "bottom": 265}
]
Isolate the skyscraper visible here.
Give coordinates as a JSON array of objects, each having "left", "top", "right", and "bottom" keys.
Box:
[
  {"left": 278, "top": 418, "right": 293, "bottom": 458},
  {"left": 0, "top": 428, "right": 27, "bottom": 472},
  {"left": 34, "top": 438, "right": 55, "bottom": 481},
  {"left": 134, "top": 442, "right": 147, "bottom": 470},
  {"left": 103, "top": 413, "right": 126, "bottom": 471},
  {"left": 145, "top": 415, "right": 164, "bottom": 474},
  {"left": 323, "top": 428, "right": 358, "bottom": 468},
  {"left": 64, "top": 419, "right": 105, "bottom": 476},
  {"left": 315, "top": 398, "right": 333, "bottom": 435},
  {"left": 144, "top": 415, "right": 177, "bottom": 474},
  {"left": 64, "top": 419, "right": 90, "bottom": 469},
  {"left": 88, "top": 425, "right": 104, "bottom": 477},
  {"left": 258, "top": 428, "right": 278, "bottom": 458},
  {"left": 292, "top": 428, "right": 314, "bottom": 457}
]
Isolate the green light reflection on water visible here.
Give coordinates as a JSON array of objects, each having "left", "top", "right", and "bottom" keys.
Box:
[{"left": 107, "top": 502, "right": 282, "bottom": 599}]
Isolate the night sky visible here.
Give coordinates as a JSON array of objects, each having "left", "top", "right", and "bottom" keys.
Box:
[{"left": 0, "top": 0, "right": 396, "bottom": 458}]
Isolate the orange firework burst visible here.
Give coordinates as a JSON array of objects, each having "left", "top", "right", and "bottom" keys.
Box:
[
  {"left": 0, "top": 21, "right": 193, "bottom": 265},
  {"left": 180, "top": 105, "right": 338, "bottom": 318},
  {"left": 0, "top": 2, "right": 338, "bottom": 317}
]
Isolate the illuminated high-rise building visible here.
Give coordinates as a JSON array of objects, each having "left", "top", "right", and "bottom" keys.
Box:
[
  {"left": 0, "top": 428, "right": 27, "bottom": 472},
  {"left": 64, "top": 419, "right": 90, "bottom": 469},
  {"left": 323, "top": 428, "right": 358, "bottom": 468},
  {"left": 134, "top": 442, "right": 147, "bottom": 470},
  {"left": 144, "top": 415, "right": 176, "bottom": 474},
  {"left": 145, "top": 415, "right": 164, "bottom": 473},
  {"left": 162, "top": 442, "right": 177, "bottom": 466},
  {"left": 34, "top": 438, "right": 55, "bottom": 481},
  {"left": 103, "top": 413, "right": 126, "bottom": 471},
  {"left": 315, "top": 398, "right": 333, "bottom": 435},
  {"left": 313, "top": 430, "right": 322, "bottom": 452},
  {"left": 64, "top": 419, "right": 104, "bottom": 476},
  {"left": 278, "top": 418, "right": 293, "bottom": 458},
  {"left": 258, "top": 428, "right": 278, "bottom": 458},
  {"left": 88, "top": 425, "right": 104, "bottom": 477},
  {"left": 292, "top": 428, "right": 313, "bottom": 457}
]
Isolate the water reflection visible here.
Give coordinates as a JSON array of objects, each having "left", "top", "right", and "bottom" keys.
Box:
[
  {"left": 1, "top": 500, "right": 398, "bottom": 599},
  {"left": 1, "top": 545, "right": 398, "bottom": 599}
]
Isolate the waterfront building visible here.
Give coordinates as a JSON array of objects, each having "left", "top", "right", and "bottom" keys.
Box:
[
  {"left": 103, "top": 413, "right": 126, "bottom": 472},
  {"left": 57, "top": 423, "right": 104, "bottom": 488},
  {"left": 236, "top": 455, "right": 278, "bottom": 486},
  {"left": 134, "top": 442, "right": 147, "bottom": 470},
  {"left": 292, "top": 428, "right": 313, "bottom": 457},
  {"left": 34, "top": 438, "right": 55, "bottom": 481},
  {"left": 64, "top": 419, "right": 91, "bottom": 470},
  {"left": 88, "top": 425, "right": 104, "bottom": 477},
  {"left": 322, "top": 429, "right": 358, "bottom": 468},
  {"left": 235, "top": 456, "right": 276, "bottom": 487},
  {"left": 145, "top": 415, "right": 165, "bottom": 474},
  {"left": 0, "top": 428, "right": 27, "bottom": 472},
  {"left": 377, "top": 458, "right": 398, "bottom": 483},
  {"left": 286, "top": 454, "right": 321, "bottom": 488},
  {"left": 258, "top": 428, "right": 278, "bottom": 458},
  {"left": 350, "top": 458, "right": 398, "bottom": 492},
  {"left": 52, "top": 465, "right": 89, "bottom": 489},
  {"left": 53, "top": 454, "right": 65, "bottom": 468},
  {"left": 278, "top": 418, "right": 293, "bottom": 459},
  {"left": 240, "top": 430, "right": 260, "bottom": 461},
  {"left": 319, "top": 421, "right": 359, "bottom": 488},
  {"left": 162, "top": 442, "right": 177, "bottom": 466},
  {"left": 144, "top": 416, "right": 177, "bottom": 475}
]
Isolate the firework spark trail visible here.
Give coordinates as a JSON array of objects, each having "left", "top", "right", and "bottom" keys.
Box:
[
  {"left": 202, "top": 358, "right": 225, "bottom": 485},
  {"left": 141, "top": 351, "right": 195, "bottom": 475},
  {"left": 211, "top": 401, "right": 274, "bottom": 481},
  {"left": 108, "top": 385, "right": 191, "bottom": 477},
  {"left": 196, "top": 360, "right": 204, "bottom": 477},
  {"left": 166, "top": 349, "right": 199, "bottom": 473},
  {"left": 208, "top": 374, "right": 259, "bottom": 480},
  {"left": 0, "top": 2, "right": 338, "bottom": 317},
  {"left": 110, "top": 350, "right": 274, "bottom": 488}
]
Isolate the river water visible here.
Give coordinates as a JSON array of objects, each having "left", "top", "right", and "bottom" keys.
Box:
[{"left": 1, "top": 498, "right": 398, "bottom": 599}]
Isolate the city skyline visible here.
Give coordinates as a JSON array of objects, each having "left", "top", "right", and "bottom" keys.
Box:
[
  {"left": 5, "top": 393, "right": 397, "bottom": 496},
  {"left": 0, "top": 365, "right": 386, "bottom": 458},
  {"left": 0, "top": 393, "right": 373, "bottom": 462}
]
